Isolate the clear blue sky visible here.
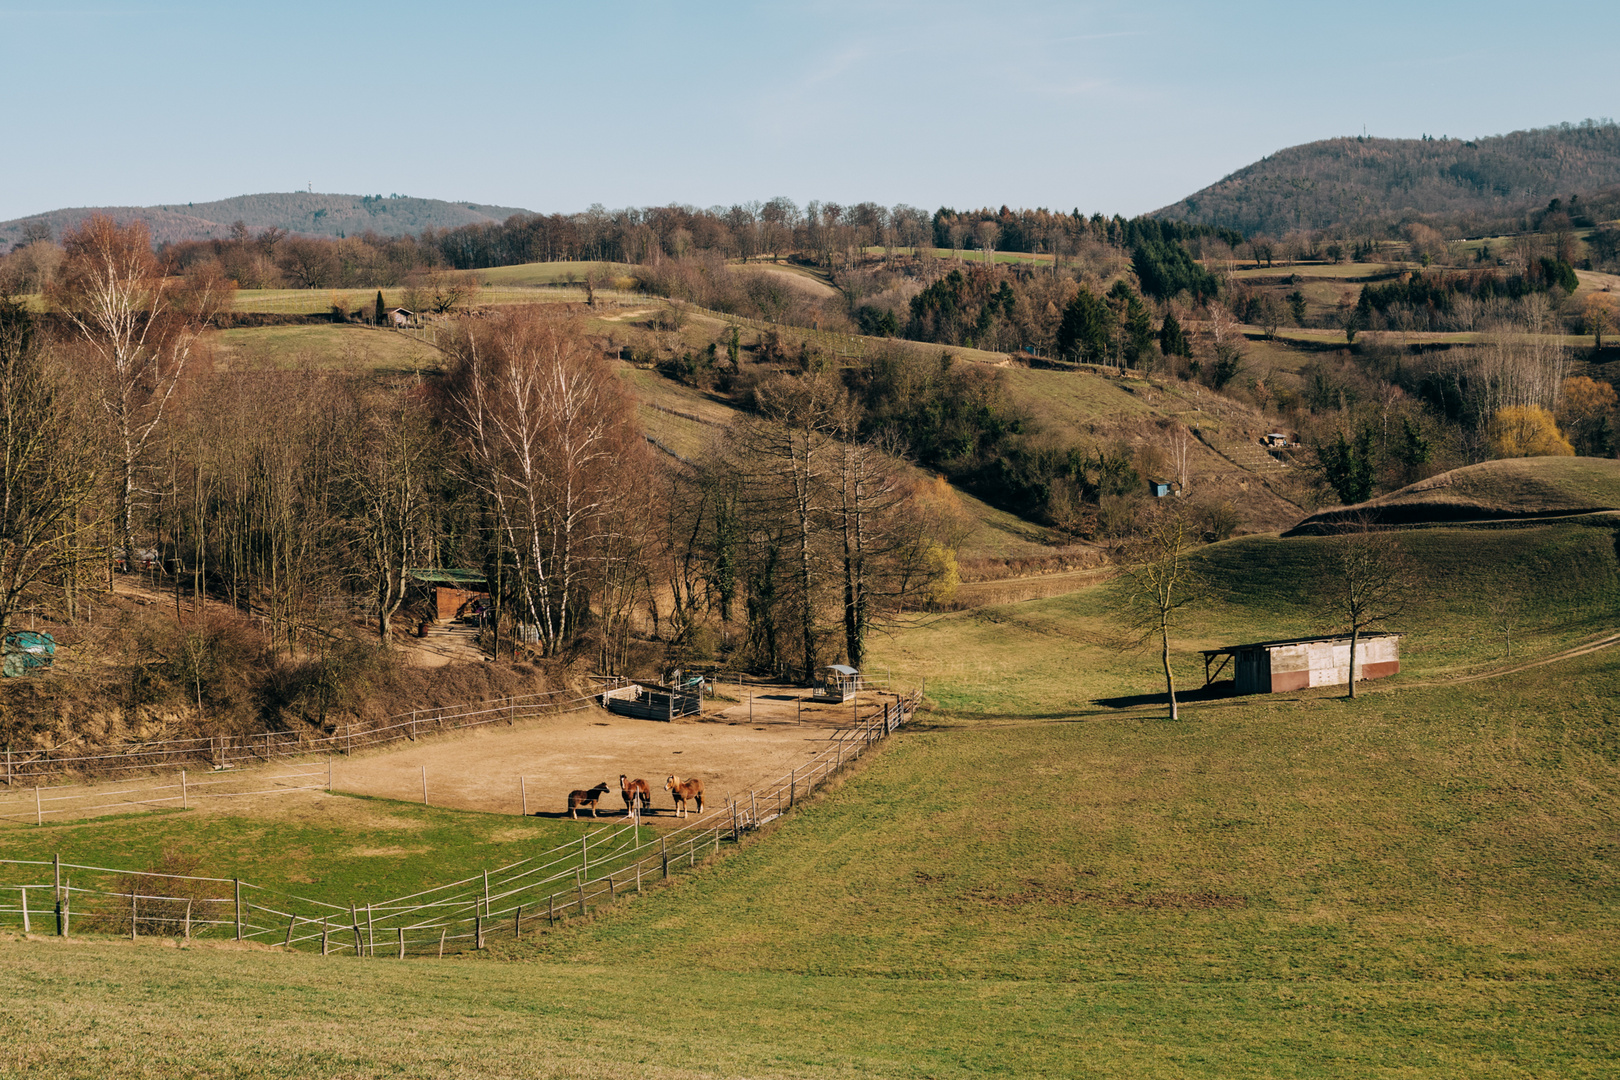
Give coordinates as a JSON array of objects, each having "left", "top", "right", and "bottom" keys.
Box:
[{"left": 2, "top": 0, "right": 1616, "bottom": 223}]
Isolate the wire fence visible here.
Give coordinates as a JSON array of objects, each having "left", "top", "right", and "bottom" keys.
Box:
[
  {"left": 0, "top": 680, "right": 627, "bottom": 789},
  {"left": 0, "top": 691, "right": 919, "bottom": 956}
]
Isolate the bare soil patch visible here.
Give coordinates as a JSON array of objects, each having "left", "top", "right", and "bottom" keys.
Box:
[
  {"left": 329, "top": 687, "right": 876, "bottom": 822},
  {"left": 8, "top": 685, "right": 892, "bottom": 828}
]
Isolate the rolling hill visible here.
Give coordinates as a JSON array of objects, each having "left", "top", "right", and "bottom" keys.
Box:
[
  {"left": 1154, "top": 120, "right": 1620, "bottom": 236},
  {"left": 1287, "top": 456, "right": 1620, "bottom": 534},
  {"left": 0, "top": 192, "right": 532, "bottom": 251}
]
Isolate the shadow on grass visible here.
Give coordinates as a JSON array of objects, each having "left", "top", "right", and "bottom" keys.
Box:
[{"left": 1092, "top": 681, "right": 1242, "bottom": 709}]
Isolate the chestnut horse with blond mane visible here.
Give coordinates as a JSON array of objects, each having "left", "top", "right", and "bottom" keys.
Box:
[{"left": 664, "top": 775, "right": 704, "bottom": 817}]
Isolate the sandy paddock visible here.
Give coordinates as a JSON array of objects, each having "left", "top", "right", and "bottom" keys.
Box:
[
  {"left": 5, "top": 686, "right": 894, "bottom": 829},
  {"left": 328, "top": 686, "right": 881, "bottom": 821}
]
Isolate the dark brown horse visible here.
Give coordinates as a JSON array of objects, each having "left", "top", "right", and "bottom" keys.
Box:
[
  {"left": 620, "top": 775, "right": 651, "bottom": 813},
  {"left": 568, "top": 782, "right": 611, "bottom": 819},
  {"left": 664, "top": 775, "right": 704, "bottom": 818}
]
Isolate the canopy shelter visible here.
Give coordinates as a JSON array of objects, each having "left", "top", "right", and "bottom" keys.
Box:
[{"left": 812, "top": 664, "right": 860, "bottom": 703}]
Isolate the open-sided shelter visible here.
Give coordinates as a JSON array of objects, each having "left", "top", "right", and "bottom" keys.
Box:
[
  {"left": 812, "top": 664, "right": 861, "bottom": 703},
  {"left": 1200, "top": 633, "right": 1401, "bottom": 694}
]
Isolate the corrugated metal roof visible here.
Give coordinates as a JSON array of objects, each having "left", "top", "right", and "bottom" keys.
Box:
[
  {"left": 407, "top": 568, "right": 487, "bottom": 586},
  {"left": 1200, "top": 632, "right": 1400, "bottom": 659}
]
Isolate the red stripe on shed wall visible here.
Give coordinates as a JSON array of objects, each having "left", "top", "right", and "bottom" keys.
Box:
[
  {"left": 1359, "top": 661, "right": 1399, "bottom": 681},
  {"left": 1270, "top": 671, "right": 1311, "bottom": 692}
]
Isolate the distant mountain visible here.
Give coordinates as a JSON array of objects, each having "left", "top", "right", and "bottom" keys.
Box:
[
  {"left": 0, "top": 192, "right": 533, "bottom": 251},
  {"left": 1154, "top": 121, "right": 1620, "bottom": 236}
]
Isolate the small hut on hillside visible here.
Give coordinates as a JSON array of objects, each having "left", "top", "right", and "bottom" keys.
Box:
[
  {"left": 1200, "top": 634, "right": 1401, "bottom": 694},
  {"left": 406, "top": 568, "right": 488, "bottom": 622}
]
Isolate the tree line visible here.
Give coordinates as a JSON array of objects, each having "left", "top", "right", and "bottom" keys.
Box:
[{"left": 0, "top": 216, "right": 964, "bottom": 740}]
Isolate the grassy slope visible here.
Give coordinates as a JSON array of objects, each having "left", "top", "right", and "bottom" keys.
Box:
[
  {"left": 4, "top": 523, "right": 1616, "bottom": 1077},
  {"left": 1295, "top": 458, "right": 1620, "bottom": 532},
  {"left": 207, "top": 324, "right": 440, "bottom": 376},
  {"left": 0, "top": 795, "right": 622, "bottom": 907}
]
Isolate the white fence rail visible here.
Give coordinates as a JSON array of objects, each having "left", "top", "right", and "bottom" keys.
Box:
[{"left": 0, "top": 692, "right": 919, "bottom": 956}]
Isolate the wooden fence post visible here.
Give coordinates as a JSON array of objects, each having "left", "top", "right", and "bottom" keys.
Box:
[
  {"left": 483, "top": 869, "right": 490, "bottom": 916},
  {"left": 475, "top": 903, "right": 484, "bottom": 949},
  {"left": 181, "top": 769, "right": 188, "bottom": 810},
  {"left": 321, "top": 918, "right": 329, "bottom": 956},
  {"left": 576, "top": 870, "right": 585, "bottom": 916},
  {"left": 789, "top": 768, "right": 796, "bottom": 808},
  {"left": 750, "top": 791, "right": 757, "bottom": 826},
  {"left": 421, "top": 766, "right": 428, "bottom": 806},
  {"left": 581, "top": 834, "right": 588, "bottom": 877},
  {"left": 285, "top": 914, "right": 296, "bottom": 947},
  {"left": 184, "top": 900, "right": 192, "bottom": 939},
  {"left": 514, "top": 905, "right": 522, "bottom": 939},
  {"left": 366, "top": 903, "right": 375, "bottom": 956},
  {"left": 234, "top": 879, "right": 242, "bottom": 941},
  {"left": 398, "top": 927, "right": 405, "bottom": 959},
  {"left": 438, "top": 928, "right": 445, "bottom": 958},
  {"left": 35, "top": 785, "right": 41, "bottom": 826},
  {"left": 20, "top": 887, "right": 29, "bottom": 934},
  {"left": 520, "top": 776, "right": 527, "bottom": 816},
  {"left": 661, "top": 837, "right": 668, "bottom": 879}
]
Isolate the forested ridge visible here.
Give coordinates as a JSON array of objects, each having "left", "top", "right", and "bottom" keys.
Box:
[{"left": 1155, "top": 120, "right": 1620, "bottom": 237}]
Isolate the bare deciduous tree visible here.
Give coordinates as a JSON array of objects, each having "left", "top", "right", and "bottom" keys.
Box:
[
  {"left": 0, "top": 295, "right": 103, "bottom": 639},
  {"left": 51, "top": 215, "right": 229, "bottom": 567},
  {"left": 1317, "top": 523, "right": 1411, "bottom": 699},
  {"left": 446, "top": 312, "right": 648, "bottom": 658},
  {"left": 1114, "top": 505, "right": 1200, "bottom": 719},
  {"left": 341, "top": 393, "right": 437, "bottom": 645}
]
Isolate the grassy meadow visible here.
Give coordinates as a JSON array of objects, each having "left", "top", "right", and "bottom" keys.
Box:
[{"left": 3, "top": 519, "right": 1617, "bottom": 1077}]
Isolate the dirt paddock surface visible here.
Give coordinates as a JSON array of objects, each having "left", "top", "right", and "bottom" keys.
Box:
[
  {"left": 329, "top": 687, "right": 885, "bottom": 821},
  {"left": 6, "top": 685, "right": 899, "bottom": 828}
]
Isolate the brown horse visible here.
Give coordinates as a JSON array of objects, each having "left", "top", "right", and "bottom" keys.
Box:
[
  {"left": 567, "top": 782, "right": 611, "bottom": 819},
  {"left": 620, "top": 774, "right": 651, "bottom": 813},
  {"left": 664, "top": 775, "right": 704, "bottom": 817}
]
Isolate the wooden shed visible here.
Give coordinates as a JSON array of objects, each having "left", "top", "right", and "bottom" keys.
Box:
[
  {"left": 407, "top": 568, "right": 488, "bottom": 622},
  {"left": 1200, "top": 633, "right": 1401, "bottom": 694},
  {"left": 812, "top": 664, "right": 860, "bottom": 703}
]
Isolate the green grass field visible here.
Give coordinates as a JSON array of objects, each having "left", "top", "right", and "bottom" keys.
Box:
[
  {"left": 3, "top": 519, "right": 1616, "bottom": 1076},
  {"left": 208, "top": 323, "right": 441, "bottom": 375}
]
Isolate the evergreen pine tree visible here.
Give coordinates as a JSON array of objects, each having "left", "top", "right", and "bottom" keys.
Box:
[
  {"left": 374, "top": 290, "right": 386, "bottom": 326},
  {"left": 1159, "top": 311, "right": 1191, "bottom": 358}
]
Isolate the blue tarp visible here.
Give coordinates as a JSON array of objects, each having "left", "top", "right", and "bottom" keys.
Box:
[{"left": 3, "top": 631, "right": 55, "bottom": 677}]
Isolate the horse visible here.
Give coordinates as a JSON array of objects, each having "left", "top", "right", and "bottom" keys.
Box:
[
  {"left": 567, "top": 782, "right": 612, "bottom": 819},
  {"left": 664, "top": 775, "right": 704, "bottom": 818},
  {"left": 620, "top": 775, "right": 651, "bottom": 814}
]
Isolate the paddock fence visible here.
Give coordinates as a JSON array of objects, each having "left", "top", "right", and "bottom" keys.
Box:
[
  {"left": 0, "top": 691, "right": 920, "bottom": 957},
  {"left": 0, "top": 679, "right": 629, "bottom": 790}
]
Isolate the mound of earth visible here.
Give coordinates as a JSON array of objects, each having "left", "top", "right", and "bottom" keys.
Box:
[{"left": 1286, "top": 457, "right": 1620, "bottom": 534}]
